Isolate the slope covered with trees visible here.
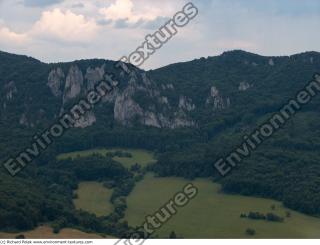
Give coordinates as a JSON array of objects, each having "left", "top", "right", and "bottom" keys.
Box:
[{"left": 0, "top": 50, "right": 320, "bottom": 234}]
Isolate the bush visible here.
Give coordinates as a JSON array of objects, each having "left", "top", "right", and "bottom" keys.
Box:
[
  {"left": 134, "top": 174, "right": 144, "bottom": 182},
  {"left": 130, "top": 163, "right": 142, "bottom": 172},
  {"left": 103, "top": 180, "right": 116, "bottom": 189},
  {"left": 169, "top": 231, "right": 177, "bottom": 239},
  {"left": 245, "top": 228, "right": 256, "bottom": 236},
  {"left": 240, "top": 213, "right": 247, "bottom": 218},
  {"left": 52, "top": 225, "right": 61, "bottom": 234},
  {"left": 247, "top": 212, "right": 266, "bottom": 220},
  {"left": 266, "top": 213, "right": 284, "bottom": 222},
  {"left": 15, "top": 234, "right": 25, "bottom": 239}
]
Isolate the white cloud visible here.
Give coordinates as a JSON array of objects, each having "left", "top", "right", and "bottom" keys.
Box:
[
  {"left": 31, "top": 8, "right": 99, "bottom": 43},
  {"left": 99, "top": 0, "right": 165, "bottom": 24},
  {"left": 0, "top": 25, "right": 28, "bottom": 46},
  {"left": 100, "top": 0, "right": 134, "bottom": 21}
]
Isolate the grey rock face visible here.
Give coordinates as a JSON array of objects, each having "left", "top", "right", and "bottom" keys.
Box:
[
  {"left": 206, "top": 86, "right": 230, "bottom": 110},
  {"left": 268, "top": 58, "right": 275, "bottom": 66},
  {"left": 161, "top": 83, "right": 175, "bottom": 90},
  {"left": 45, "top": 64, "right": 196, "bottom": 129},
  {"left": 85, "top": 65, "right": 105, "bottom": 91},
  {"left": 111, "top": 71, "right": 195, "bottom": 128},
  {"left": 63, "top": 65, "right": 83, "bottom": 103},
  {"left": 19, "top": 113, "right": 28, "bottom": 126},
  {"left": 159, "top": 96, "right": 169, "bottom": 105},
  {"left": 114, "top": 93, "right": 144, "bottom": 126},
  {"left": 172, "top": 117, "right": 195, "bottom": 128},
  {"left": 48, "top": 68, "right": 65, "bottom": 97},
  {"left": 5, "top": 81, "right": 17, "bottom": 101},
  {"left": 102, "top": 87, "right": 119, "bottom": 103},
  {"left": 310, "top": 57, "right": 314, "bottom": 64},
  {"left": 238, "top": 82, "right": 251, "bottom": 91},
  {"left": 142, "top": 73, "right": 152, "bottom": 86},
  {"left": 156, "top": 113, "right": 195, "bottom": 129},
  {"left": 179, "top": 95, "right": 195, "bottom": 111},
  {"left": 143, "top": 111, "right": 161, "bottom": 128},
  {"left": 74, "top": 112, "right": 96, "bottom": 128}
]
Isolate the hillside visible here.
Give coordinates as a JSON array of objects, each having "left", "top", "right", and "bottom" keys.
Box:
[{"left": 0, "top": 50, "right": 320, "bottom": 235}]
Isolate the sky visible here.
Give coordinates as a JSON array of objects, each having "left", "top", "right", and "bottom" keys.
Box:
[{"left": 0, "top": 0, "right": 319, "bottom": 70}]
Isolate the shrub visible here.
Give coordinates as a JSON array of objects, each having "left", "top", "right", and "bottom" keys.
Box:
[
  {"left": 266, "top": 213, "right": 284, "bottom": 222},
  {"left": 245, "top": 228, "right": 256, "bottom": 236},
  {"left": 169, "top": 231, "right": 177, "bottom": 239},
  {"left": 15, "top": 234, "right": 25, "bottom": 239},
  {"left": 247, "top": 211, "right": 266, "bottom": 220},
  {"left": 240, "top": 213, "right": 247, "bottom": 218}
]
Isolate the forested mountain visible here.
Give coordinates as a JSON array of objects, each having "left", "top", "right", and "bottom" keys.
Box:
[{"left": 1, "top": 50, "right": 320, "bottom": 233}]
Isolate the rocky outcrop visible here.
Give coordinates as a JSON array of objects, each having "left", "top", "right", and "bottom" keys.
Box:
[
  {"left": 154, "top": 113, "right": 195, "bottom": 129},
  {"left": 143, "top": 111, "right": 161, "bottom": 128},
  {"left": 238, "top": 82, "right": 251, "bottom": 91},
  {"left": 63, "top": 65, "right": 83, "bottom": 103},
  {"left": 5, "top": 81, "right": 17, "bottom": 101},
  {"left": 206, "top": 86, "right": 230, "bottom": 110},
  {"left": 142, "top": 73, "right": 151, "bottom": 86},
  {"left": 172, "top": 116, "right": 195, "bottom": 128},
  {"left": 45, "top": 64, "right": 196, "bottom": 129},
  {"left": 179, "top": 96, "right": 195, "bottom": 111},
  {"left": 268, "top": 58, "right": 275, "bottom": 66},
  {"left": 19, "top": 113, "right": 34, "bottom": 127},
  {"left": 159, "top": 96, "right": 169, "bottom": 105},
  {"left": 161, "top": 83, "right": 174, "bottom": 90},
  {"left": 85, "top": 65, "right": 105, "bottom": 91},
  {"left": 74, "top": 112, "right": 96, "bottom": 128},
  {"left": 19, "top": 113, "right": 28, "bottom": 126},
  {"left": 310, "top": 57, "right": 314, "bottom": 64},
  {"left": 48, "top": 68, "right": 65, "bottom": 96},
  {"left": 111, "top": 70, "right": 195, "bottom": 128},
  {"left": 114, "top": 93, "right": 144, "bottom": 126}
]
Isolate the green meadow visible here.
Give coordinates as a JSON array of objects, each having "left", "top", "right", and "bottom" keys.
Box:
[
  {"left": 62, "top": 148, "right": 320, "bottom": 238},
  {"left": 74, "top": 182, "right": 113, "bottom": 217},
  {"left": 125, "top": 173, "right": 320, "bottom": 238},
  {"left": 57, "top": 148, "right": 156, "bottom": 168}
]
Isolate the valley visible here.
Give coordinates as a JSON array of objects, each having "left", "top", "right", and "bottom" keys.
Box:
[{"left": 66, "top": 148, "right": 320, "bottom": 238}]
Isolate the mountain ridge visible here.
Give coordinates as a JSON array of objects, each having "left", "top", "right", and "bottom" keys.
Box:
[
  {"left": 1, "top": 49, "right": 319, "bottom": 131},
  {"left": 1, "top": 49, "right": 319, "bottom": 71}
]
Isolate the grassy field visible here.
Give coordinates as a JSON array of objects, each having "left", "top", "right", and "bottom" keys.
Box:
[
  {"left": 74, "top": 182, "right": 113, "bottom": 217},
  {"left": 0, "top": 225, "right": 111, "bottom": 239},
  {"left": 57, "top": 148, "right": 156, "bottom": 168},
  {"left": 125, "top": 173, "right": 320, "bottom": 238}
]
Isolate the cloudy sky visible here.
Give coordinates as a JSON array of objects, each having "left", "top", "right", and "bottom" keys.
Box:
[{"left": 0, "top": 0, "right": 319, "bottom": 69}]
